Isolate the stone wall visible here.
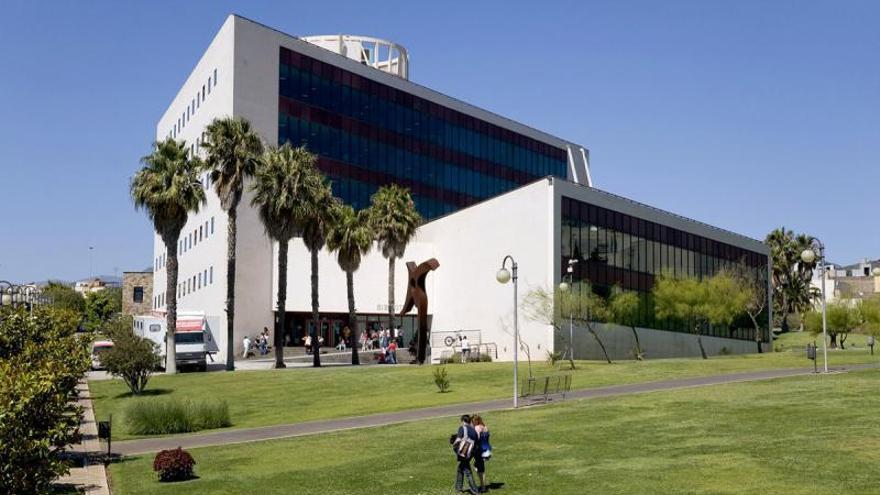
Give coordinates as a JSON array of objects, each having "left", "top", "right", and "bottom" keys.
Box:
[{"left": 122, "top": 272, "right": 153, "bottom": 317}]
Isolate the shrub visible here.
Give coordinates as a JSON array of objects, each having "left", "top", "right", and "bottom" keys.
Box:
[
  {"left": 477, "top": 353, "right": 492, "bottom": 362},
  {"left": 433, "top": 366, "right": 450, "bottom": 393},
  {"left": 153, "top": 447, "right": 195, "bottom": 482},
  {"left": 127, "top": 399, "right": 230, "bottom": 435},
  {"left": 101, "top": 315, "right": 160, "bottom": 395},
  {"left": 0, "top": 306, "right": 90, "bottom": 494}
]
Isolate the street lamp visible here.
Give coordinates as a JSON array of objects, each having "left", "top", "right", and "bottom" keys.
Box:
[
  {"left": 801, "top": 241, "right": 828, "bottom": 373},
  {"left": 558, "top": 259, "right": 578, "bottom": 362},
  {"left": 496, "top": 255, "right": 518, "bottom": 408}
]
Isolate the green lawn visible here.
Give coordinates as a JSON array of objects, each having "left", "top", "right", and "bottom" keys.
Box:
[
  {"left": 90, "top": 347, "right": 878, "bottom": 441},
  {"left": 773, "top": 329, "right": 874, "bottom": 351},
  {"left": 108, "top": 368, "right": 880, "bottom": 494}
]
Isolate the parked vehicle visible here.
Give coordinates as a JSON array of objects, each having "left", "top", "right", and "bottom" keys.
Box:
[
  {"left": 90, "top": 340, "right": 114, "bottom": 370},
  {"left": 132, "top": 311, "right": 214, "bottom": 371}
]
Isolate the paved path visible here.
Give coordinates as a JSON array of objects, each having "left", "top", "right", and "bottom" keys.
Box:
[
  {"left": 113, "top": 363, "right": 877, "bottom": 456},
  {"left": 55, "top": 382, "right": 111, "bottom": 494}
]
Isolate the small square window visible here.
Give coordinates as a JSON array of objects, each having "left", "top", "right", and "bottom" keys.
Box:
[{"left": 133, "top": 286, "right": 143, "bottom": 303}]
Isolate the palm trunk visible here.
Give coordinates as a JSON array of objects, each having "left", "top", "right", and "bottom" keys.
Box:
[
  {"left": 165, "top": 238, "right": 179, "bottom": 374},
  {"left": 311, "top": 248, "right": 321, "bottom": 367},
  {"left": 587, "top": 325, "right": 611, "bottom": 364},
  {"left": 630, "top": 325, "right": 643, "bottom": 360},
  {"left": 388, "top": 256, "right": 395, "bottom": 331},
  {"left": 694, "top": 323, "right": 708, "bottom": 359},
  {"left": 348, "top": 270, "right": 359, "bottom": 365},
  {"left": 275, "top": 240, "right": 288, "bottom": 369},
  {"left": 225, "top": 203, "right": 238, "bottom": 371}
]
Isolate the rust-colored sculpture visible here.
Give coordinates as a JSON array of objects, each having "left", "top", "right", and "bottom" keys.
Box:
[{"left": 399, "top": 258, "right": 440, "bottom": 364}]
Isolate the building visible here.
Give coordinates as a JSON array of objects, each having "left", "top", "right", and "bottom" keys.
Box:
[
  {"left": 149, "top": 15, "right": 770, "bottom": 364},
  {"left": 122, "top": 271, "right": 153, "bottom": 317},
  {"left": 74, "top": 277, "right": 120, "bottom": 295},
  {"left": 812, "top": 258, "right": 880, "bottom": 303}
]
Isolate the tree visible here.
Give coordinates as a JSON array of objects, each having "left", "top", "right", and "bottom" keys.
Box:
[
  {"left": 523, "top": 284, "right": 612, "bottom": 365},
  {"left": 766, "top": 228, "right": 817, "bottom": 333},
  {"left": 82, "top": 288, "right": 122, "bottom": 332},
  {"left": 0, "top": 306, "right": 90, "bottom": 494},
  {"left": 101, "top": 315, "right": 160, "bottom": 395},
  {"left": 653, "top": 271, "right": 751, "bottom": 359},
  {"left": 250, "top": 144, "right": 318, "bottom": 369},
  {"left": 297, "top": 170, "right": 336, "bottom": 368},
  {"left": 43, "top": 281, "right": 85, "bottom": 315},
  {"left": 804, "top": 302, "right": 860, "bottom": 349},
  {"left": 607, "top": 287, "right": 645, "bottom": 360},
  {"left": 202, "top": 117, "right": 264, "bottom": 371},
  {"left": 368, "top": 185, "right": 423, "bottom": 359},
  {"left": 857, "top": 296, "right": 880, "bottom": 340},
  {"left": 731, "top": 262, "right": 769, "bottom": 353},
  {"left": 326, "top": 203, "right": 373, "bottom": 365},
  {"left": 131, "top": 138, "right": 206, "bottom": 374}
]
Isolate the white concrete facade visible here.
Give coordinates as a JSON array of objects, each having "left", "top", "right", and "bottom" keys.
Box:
[
  {"left": 150, "top": 15, "right": 769, "bottom": 364},
  {"left": 150, "top": 15, "right": 592, "bottom": 364}
]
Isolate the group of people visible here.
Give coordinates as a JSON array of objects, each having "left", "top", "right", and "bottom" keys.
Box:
[
  {"left": 241, "top": 327, "right": 271, "bottom": 358},
  {"left": 451, "top": 414, "right": 492, "bottom": 494},
  {"left": 362, "top": 327, "right": 403, "bottom": 364}
]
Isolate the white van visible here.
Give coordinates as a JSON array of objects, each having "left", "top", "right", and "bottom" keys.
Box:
[{"left": 133, "top": 311, "right": 215, "bottom": 371}]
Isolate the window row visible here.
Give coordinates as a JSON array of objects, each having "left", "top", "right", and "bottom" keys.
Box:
[
  {"left": 178, "top": 217, "right": 215, "bottom": 256},
  {"left": 280, "top": 98, "right": 542, "bottom": 184},
  {"left": 279, "top": 52, "right": 567, "bottom": 175},
  {"left": 168, "top": 68, "right": 218, "bottom": 140},
  {"left": 562, "top": 197, "right": 766, "bottom": 267},
  {"left": 325, "top": 173, "right": 458, "bottom": 219},
  {"left": 178, "top": 266, "right": 214, "bottom": 299},
  {"left": 153, "top": 291, "right": 166, "bottom": 309},
  {"left": 155, "top": 252, "right": 166, "bottom": 271},
  {"left": 281, "top": 114, "right": 520, "bottom": 204}
]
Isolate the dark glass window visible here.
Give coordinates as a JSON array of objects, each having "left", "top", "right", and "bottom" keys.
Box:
[
  {"left": 133, "top": 286, "right": 144, "bottom": 304},
  {"left": 560, "top": 195, "right": 769, "bottom": 342},
  {"left": 278, "top": 47, "right": 568, "bottom": 219}
]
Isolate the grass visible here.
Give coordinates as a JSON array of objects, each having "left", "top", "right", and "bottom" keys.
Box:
[
  {"left": 126, "top": 399, "right": 230, "bottom": 435},
  {"left": 108, "top": 368, "right": 880, "bottom": 494},
  {"left": 90, "top": 346, "right": 879, "bottom": 441},
  {"left": 773, "top": 329, "right": 874, "bottom": 351}
]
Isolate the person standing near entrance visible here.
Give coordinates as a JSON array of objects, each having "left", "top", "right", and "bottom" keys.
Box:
[
  {"left": 451, "top": 415, "right": 480, "bottom": 495},
  {"left": 461, "top": 335, "right": 471, "bottom": 363},
  {"left": 387, "top": 339, "right": 398, "bottom": 364}
]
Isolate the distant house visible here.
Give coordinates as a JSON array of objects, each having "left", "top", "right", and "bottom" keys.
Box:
[
  {"left": 122, "top": 271, "right": 153, "bottom": 317},
  {"left": 812, "top": 258, "right": 880, "bottom": 303}
]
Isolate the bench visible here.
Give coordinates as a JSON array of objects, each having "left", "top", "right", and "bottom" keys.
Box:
[{"left": 520, "top": 374, "right": 572, "bottom": 404}]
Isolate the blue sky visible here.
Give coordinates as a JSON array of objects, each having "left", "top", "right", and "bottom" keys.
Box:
[{"left": 1, "top": 1, "right": 877, "bottom": 282}]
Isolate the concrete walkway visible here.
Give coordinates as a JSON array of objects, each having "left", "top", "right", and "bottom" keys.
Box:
[
  {"left": 55, "top": 382, "right": 111, "bottom": 494},
  {"left": 112, "top": 363, "right": 877, "bottom": 456}
]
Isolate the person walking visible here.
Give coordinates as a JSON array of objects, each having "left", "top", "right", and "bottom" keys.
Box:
[
  {"left": 451, "top": 415, "right": 480, "bottom": 495},
  {"left": 472, "top": 414, "right": 492, "bottom": 493},
  {"left": 387, "top": 339, "right": 398, "bottom": 364}
]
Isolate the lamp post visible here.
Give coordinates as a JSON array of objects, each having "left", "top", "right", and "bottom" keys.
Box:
[
  {"left": 496, "top": 255, "right": 518, "bottom": 409},
  {"left": 558, "top": 259, "right": 578, "bottom": 361},
  {"left": 801, "top": 241, "right": 827, "bottom": 373}
]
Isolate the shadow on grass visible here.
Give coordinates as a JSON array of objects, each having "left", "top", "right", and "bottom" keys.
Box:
[
  {"left": 488, "top": 481, "right": 506, "bottom": 490},
  {"left": 113, "top": 388, "right": 172, "bottom": 399}
]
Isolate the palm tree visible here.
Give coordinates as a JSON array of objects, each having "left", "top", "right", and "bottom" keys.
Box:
[
  {"left": 131, "top": 138, "right": 206, "bottom": 374},
  {"left": 766, "top": 227, "right": 816, "bottom": 333},
  {"left": 250, "top": 144, "right": 317, "bottom": 369},
  {"left": 298, "top": 170, "right": 336, "bottom": 368},
  {"left": 368, "top": 185, "right": 422, "bottom": 359},
  {"left": 202, "top": 118, "right": 264, "bottom": 371},
  {"left": 326, "top": 204, "right": 373, "bottom": 365}
]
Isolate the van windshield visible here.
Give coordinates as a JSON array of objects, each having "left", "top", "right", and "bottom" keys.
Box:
[{"left": 176, "top": 332, "right": 204, "bottom": 344}]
